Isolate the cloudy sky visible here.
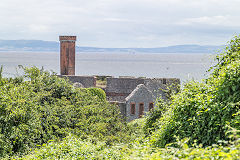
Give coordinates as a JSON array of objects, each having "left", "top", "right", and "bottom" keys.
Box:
[{"left": 0, "top": 0, "right": 240, "bottom": 47}]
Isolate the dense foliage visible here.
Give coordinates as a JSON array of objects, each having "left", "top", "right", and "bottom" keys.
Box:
[
  {"left": 11, "top": 124, "right": 240, "bottom": 159},
  {"left": 145, "top": 35, "right": 240, "bottom": 147},
  {"left": 0, "top": 67, "right": 129, "bottom": 157},
  {"left": 2, "top": 35, "right": 240, "bottom": 159}
]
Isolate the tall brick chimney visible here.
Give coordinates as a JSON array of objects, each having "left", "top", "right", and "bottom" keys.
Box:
[{"left": 59, "top": 36, "right": 76, "bottom": 75}]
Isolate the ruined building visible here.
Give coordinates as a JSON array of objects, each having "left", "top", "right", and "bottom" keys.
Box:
[{"left": 58, "top": 36, "right": 180, "bottom": 121}]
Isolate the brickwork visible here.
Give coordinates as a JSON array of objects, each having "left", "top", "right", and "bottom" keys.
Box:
[
  {"left": 59, "top": 36, "right": 77, "bottom": 41},
  {"left": 59, "top": 36, "right": 76, "bottom": 75},
  {"left": 57, "top": 36, "right": 181, "bottom": 121}
]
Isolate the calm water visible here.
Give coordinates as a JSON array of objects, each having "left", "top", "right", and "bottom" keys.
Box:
[{"left": 0, "top": 52, "right": 216, "bottom": 83}]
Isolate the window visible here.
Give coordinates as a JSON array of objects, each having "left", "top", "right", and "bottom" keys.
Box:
[
  {"left": 149, "top": 102, "right": 154, "bottom": 111},
  {"left": 139, "top": 103, "right": 144, "bottom": 118},
  {"left": 130, "top": 103, "right": 135, "bottom": 115}
]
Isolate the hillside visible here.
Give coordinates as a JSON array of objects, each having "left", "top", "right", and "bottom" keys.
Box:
[{"left": 0, "top": 39, "right": 222, "bottom": 53}]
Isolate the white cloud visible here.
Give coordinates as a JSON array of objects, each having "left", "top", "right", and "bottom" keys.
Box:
[
  {"left": 0, "top": 0, "right": 240, "bottom": 47},
  {"left": 179, "top": 16, "right": 228, "bottom": 25},
  {"left": 28, "top": 24, "right": 49, "bottom": 32},
  {"left": 178, "top": 15, "right": 240, "bottom": 27}
]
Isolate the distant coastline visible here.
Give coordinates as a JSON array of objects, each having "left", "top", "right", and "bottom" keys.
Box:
[{"left": 0, "top": 40, "right": 223, "bottom": 53}]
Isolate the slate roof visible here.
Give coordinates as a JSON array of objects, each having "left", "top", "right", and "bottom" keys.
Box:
[{"left": 125, "top": 84, "right": 154, "bottom": 101}]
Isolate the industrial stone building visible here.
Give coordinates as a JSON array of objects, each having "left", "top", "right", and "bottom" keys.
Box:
[
  {"left": 58, "top": 36, "right": 180, "bottom": 121},
  {"left": 59, "top": 75, "right": 180, "bottom": 121},
  {"left": 105, "top": 76, "right": 180, "bottom": 121},
  {"left": 125, "top": 84, "right": 155, "bottom": 121}
]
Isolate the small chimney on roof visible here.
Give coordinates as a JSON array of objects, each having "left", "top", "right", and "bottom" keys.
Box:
[{"left": 59, "top": 36, "right": 76, "bottom": 75}]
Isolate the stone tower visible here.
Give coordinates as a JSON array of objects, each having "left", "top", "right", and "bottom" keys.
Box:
[{"left": 59, "top": 36, "right": 76, "bottom": 75}]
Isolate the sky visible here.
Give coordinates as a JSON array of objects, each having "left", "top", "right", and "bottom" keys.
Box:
[{"left": 0, "top": 0, "right": 240, "bottom": 47}]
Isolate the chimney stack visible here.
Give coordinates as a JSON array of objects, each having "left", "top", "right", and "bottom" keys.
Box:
[{"left": 59, "top": 36, "right": 76, "bottom": 75}]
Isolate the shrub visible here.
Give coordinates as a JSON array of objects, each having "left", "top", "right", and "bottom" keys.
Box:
[
  {"left": 143, "top": 98, "right": 168, "bottom": 136},
  {"left": 0, "top": 67, "right": 128, "bottom": 157},
  {"left": 13, "top": 133, "right": 240, "bottom": 160},
  {"left": 149, "top": 82, "right": 218, "bottom": 147},
  {"left": 145, "top": 35, "right": 240, "bottom": 147},
  {"left": 87, "top": 87, "right": 107, "bottom": 101}
]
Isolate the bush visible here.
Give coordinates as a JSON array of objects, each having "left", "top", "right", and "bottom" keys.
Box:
[
  {"left": 143, "top": 98, "right": 168, "bottom": 136},
  {"left": 87, "top": 87, "right": 106, "bottom": 101},
  {"left": 145, "top": 35, "right": 240, "bottom": 147},
  {"left": 149, "top": 82, "right": 218, "bottom": 147},
  {"left": 13, "top": 133, "right": 240, "bottom": 160},
  {"left": 0, "top": 67, "right": 128, "bottom": 157}
]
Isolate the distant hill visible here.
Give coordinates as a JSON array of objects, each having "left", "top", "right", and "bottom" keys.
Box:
[
  {"left": 0, "top": 40, "right": 223, "bottom": 53},
  {"left": 0, "top": 40, "right": 59, "bottom": 52}
]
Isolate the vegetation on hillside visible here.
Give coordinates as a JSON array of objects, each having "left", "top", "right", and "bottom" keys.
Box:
[
  {"left": 0, "top": 67, "right": 132, "bottom": 157},
  {"left": 11, "top": 133, "right": 240, "bottom": 159},
  {"left": 1, "top": 35, "right": 240, "bottom": 159},
  {"left": 144, "top": 35, "right": 240, "bottom": 148}
]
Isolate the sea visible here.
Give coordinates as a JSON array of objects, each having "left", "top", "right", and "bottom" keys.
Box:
[{"left": 0, "top": 52, "right": 216, "bottom": 83}]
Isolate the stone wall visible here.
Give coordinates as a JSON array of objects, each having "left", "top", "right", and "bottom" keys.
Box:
[
  {"left": 144, "top": 78, "right": 166, "bottom": 100},
  {"left": 58, "top": 75, "right": 96, "bottom": 88},
  {"left": 106, "top": 77, "right": 180, "bottom": 102},
  {"left": 143, "top": 78, "right": 180, "bottom": 100},
  {"left": 57, "top": 75, "right": 180, "bottom": 121},
  {"left": 106, "top": 77, "right": 145, "bottom": 94},
  {"left": 118, "top": 102, "right": 127, "bottom": 118},
  {"left": 106, "top": 77, "right": 144, "bottom": 102},
  {"left": 106, "top": 93, "right": 129, "bottom": 102},
  {"left": 109, "top": 101, "right": 127, "bottom": 118},
  {"left": 125, "top": 84, "right": 155, "bottom": 121}
]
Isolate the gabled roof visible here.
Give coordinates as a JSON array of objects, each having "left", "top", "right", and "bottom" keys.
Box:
[{"left": 125, "top": 84, "right": 154, "bottom": 101}]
